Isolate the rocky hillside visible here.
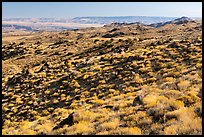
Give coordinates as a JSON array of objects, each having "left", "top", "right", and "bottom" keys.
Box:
[
  {"left": 149, "top": 17, "right": 196, "bottom": 28},
  {"left": 2, "top": 18, "right": 202, "bottom": 135}
]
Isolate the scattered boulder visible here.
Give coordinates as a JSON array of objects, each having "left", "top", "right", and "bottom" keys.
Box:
[
  {"left": 133, "top": 96, "right": 143, "bottom": 106},
  {"left": 53, "top": 112, "right": 75, "bottom": 130}
]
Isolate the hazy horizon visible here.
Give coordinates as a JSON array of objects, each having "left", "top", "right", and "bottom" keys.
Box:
[
  {"left": 2, "top": 2, "right": 202, "bottom": 18},
  {"left": 2, "top": 15, "right": 202, "bottom": 19}
]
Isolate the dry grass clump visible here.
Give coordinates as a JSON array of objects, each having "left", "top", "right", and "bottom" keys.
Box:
[
  {"left": 142, "top": 94, "right": 158, "bottom": 107},
  {"left": 164, "top": 77, "right": 176, "bottom": 83},
  {"left": 99, "top": 118, "right": 120, "bottom": 131},
  {"left": 163, "top": 89, "right": 183, "bottom": 99},
  {"left": 118, "top": 127, "right": 142, "bottom": 135},
  {"left": 3, "top": 117, "right": 55, "bottom": 135},
  {"left": 64, "top": 121, "right": 95, "bottom": 135},
  {"left": 75, "top": 110, "right": 100, "bottom": 123},
  {"left": 163, "top": 107, "right": 202, "bottom": 135},
  {"left": 177, "top": 80, "right": 191, "bottom": 90}
]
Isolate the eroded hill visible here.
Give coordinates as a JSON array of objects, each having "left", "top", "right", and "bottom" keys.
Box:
[{"left": 2, "top": 19, "right": 202, "bottom": 135}]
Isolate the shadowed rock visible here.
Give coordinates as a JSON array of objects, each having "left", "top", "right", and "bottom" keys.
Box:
[
  {"left": 103, "top": 105, "right": 114, "bottom": 109},
  {"left": 133, "top": 96, "right": 143, "bottom": 106},
  {"left": 53, "top": 112, "right": 75, "bottom": 130}
]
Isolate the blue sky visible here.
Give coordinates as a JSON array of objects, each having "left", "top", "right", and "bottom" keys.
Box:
[{"left": 2, "top": 2, "right": 202, "bottom": 18}]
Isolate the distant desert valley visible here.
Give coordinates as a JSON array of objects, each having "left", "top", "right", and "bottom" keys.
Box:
[{"left": 2, "top": 16, "right": 202, "bottom": 135}]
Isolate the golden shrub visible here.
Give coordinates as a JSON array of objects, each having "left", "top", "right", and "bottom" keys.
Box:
[
  {"left": 42, "top": 110, "right": 50, "bottom": 115},
  {"left": 60, "top": 96, "right": 66, "bottom": 101},
  {"left": 96, "top": 130, "right": 110, "bottom": 135},
  {"left": 91, "top": 99, "right": 104, "bottom": 105},
  {"left": 8, "top": 103, "right": 15, "bottom": 107},
  {"left": 44, "top": 90, "right": 50, "bottom": 95},
  {"left": 16, "top": 97, "right": 23, "bottom": 104},
  {"left": 52, "top": 92, "right": 59, "bottom": 96},
  {"left": 164, "top": 77, "right": 175, "bottom": 83},
  {"left": 100, "top": 118, "right": 120, "bottom": 131},
  {"left": 53, "top": 99, "right": 59, "bottom": 104},
  {"left": 28, "top": 101, "right": 33, "bottom": 105},
  {"left": 120, "top": 127, "right": 142, "bottom": 135},
  {"left": 169, "top": 100, "right": 185, "bottom": 110},
  {"left": 65, "top": 121, "right": 95, "bottom": 135},
  {"left": 164, "top": 124, "right": 179, "bottom": 135},
  {"left": 11, "top": 108, "right": 18, "bottom": 113},
  {"left": 21, "top": 129, "right": 36, "bottom": 135},
  {"left": 177, "top": 80, "right": 191, "bottom": 89},
  {"left": 134, "top": 74, "right": 143, "bottom": 84},
  {"left": 142, "top": 94, "right": 158, "bottom": 107}
]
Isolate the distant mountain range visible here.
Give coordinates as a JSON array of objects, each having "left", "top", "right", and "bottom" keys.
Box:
[
  {"left": 2, "top": 24, "right": 74, "bottom": 32},
  {"left": 2, "top": 16, "right": 201, "bottom": 32},
  {"left": 2, "top": 24, "right": 33, "bottom": 31},
  {"left": 72, "top": 16, "right": 178, "bottom": 25}
]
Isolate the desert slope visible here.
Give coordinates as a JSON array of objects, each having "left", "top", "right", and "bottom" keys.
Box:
[{"left": 2, "top": 18, "right": 202, "bottom": 135}]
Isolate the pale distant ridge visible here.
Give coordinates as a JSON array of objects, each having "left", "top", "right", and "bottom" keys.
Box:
[
  {"left": 2, "top": 16, "right": 201, "bottom": 31},
  {"left": 149, "top": 16, "right": 196, "bottom": 28}
]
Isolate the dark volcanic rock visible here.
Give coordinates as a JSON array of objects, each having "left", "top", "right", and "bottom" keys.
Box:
[
  {"left": 102, "top": 32, "right": 125, "bottom": 38},
  {"left": 53, "top": 112, "right": 75, "bottom": 130}
]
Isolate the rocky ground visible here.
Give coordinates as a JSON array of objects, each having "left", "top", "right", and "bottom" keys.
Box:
[{"left": 2, "top": 19, "right": 202, "bottom": 135}]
